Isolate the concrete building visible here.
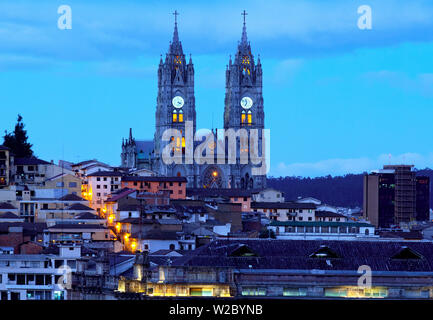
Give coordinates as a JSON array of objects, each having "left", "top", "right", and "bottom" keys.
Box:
[
  {"left": 0, "top": 245, "right": 82, "bottom": 300},
  {"left": 363, "top": 165, "right": 430, "bottom": 228},
  {"left": 118, "top": 239, "right": 433, "bottom": 299}
]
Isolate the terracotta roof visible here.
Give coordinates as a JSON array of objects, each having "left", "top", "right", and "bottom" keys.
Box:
[{"left": 123, "top": 176, "right": 187, "bottom": 183}]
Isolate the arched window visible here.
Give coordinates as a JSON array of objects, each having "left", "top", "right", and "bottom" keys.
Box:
[
  {"left": 179, "top": 109, "right": 184, "bottom": 122},
  {"left": 247, "top": 110, "right": 252, "bottom": 125},
  {"left": 241, "top": 110, "right": 246, "bottom": 124},
  {"left": 172, "top": 110, "right": 178, "bottom": 122}
]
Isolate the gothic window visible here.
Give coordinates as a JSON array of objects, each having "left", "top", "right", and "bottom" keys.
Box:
[
  {"left": 179, "top": 109, "right": 184, "bottom": 122},
  {"left": 247, "top": 110, "right": 252, "bottom": 125},
  {"left": 241, "top": 110, "right": 246, "bottom": 124},
  {"left": 172, "top": 110, "right": 178, "bottom": 122},
  {"left": 202, "top": 167, "right": 223, "bottom": 189},
  {"left": 182, "top": 136, "right": 185, "bottom": 154},
  {"left": 174, "top": 55, "right": 182, "bottom": 65},
  {"left": 242, "top": 55, "right": 250, "bottom": 65}
]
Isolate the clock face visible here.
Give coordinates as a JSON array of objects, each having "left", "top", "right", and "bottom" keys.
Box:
[
  {"left": 172, "top": 96, "right": 184, "bottom": 109},
  {"left": 240, "top": 96, "right": 253, "bottom": 109}
]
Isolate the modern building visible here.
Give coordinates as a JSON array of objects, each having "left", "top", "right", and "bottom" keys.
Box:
[
  {"left": 363, "top": 165, "right": 430, "bottom": 228},
  {"left": 0, "top": 245, "right": 82, "bottom": 300}
]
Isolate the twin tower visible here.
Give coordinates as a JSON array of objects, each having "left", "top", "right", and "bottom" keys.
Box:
[{"left": 121, "top": 11, "right": 266, "bottom": 190}]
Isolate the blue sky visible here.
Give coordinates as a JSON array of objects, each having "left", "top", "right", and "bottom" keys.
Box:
[{"left": 0, "top": 0, "right": 433, "bottom": 177}]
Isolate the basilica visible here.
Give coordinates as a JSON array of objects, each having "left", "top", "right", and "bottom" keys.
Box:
[{"left": 121, "top": 12, "right": 266, "bottom": 189}]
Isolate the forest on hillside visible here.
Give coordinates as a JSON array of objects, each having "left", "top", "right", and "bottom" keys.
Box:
[{"left": 267, "top": 168, "right": 433, "bottom": 208}]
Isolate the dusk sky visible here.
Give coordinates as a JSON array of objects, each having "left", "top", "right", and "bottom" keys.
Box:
[{"left": 0, "top": 0, "right": 433, "bottom": 177}]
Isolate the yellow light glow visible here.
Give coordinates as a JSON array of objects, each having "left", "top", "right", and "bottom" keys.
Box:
[
  {"left": 124, "top": 234, "right": 130, "bottom": 241},
  {"left": 115, "top": 223, "right": 121, "bottom": 233},
  {"left": 212, "top": 171, "right": 218, "bottom": 177},
  {"left": 108, "top": 214, "right": 115, "bottom": 224},
  {"left": 131, "top": 241, "right": 137, "bottom": 251}
]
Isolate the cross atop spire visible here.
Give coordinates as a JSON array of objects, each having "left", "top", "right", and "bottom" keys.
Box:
[
  {"left": 170, "top": 10, "right": 182, "bottom": 53},
  {"left": 241, "top": 10, "right": 248, "bottom": 25},
  {"left": 173, "top": 10, "right": 179, "bottom": 24},
  {"left": 240, "top": 10, "right": 248, "bottom": 47}
]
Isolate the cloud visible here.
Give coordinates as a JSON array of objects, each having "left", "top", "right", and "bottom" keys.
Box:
[
  {"left": 0, "top": 0, "right": 432, "bottom": 69},
  {"left": 271, "top": 152, "right": 433, "bottom": 177}
]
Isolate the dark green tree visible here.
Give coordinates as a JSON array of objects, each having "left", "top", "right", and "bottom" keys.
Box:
[{"left": 3, "top": 114, "right": 33, "bottom": 158}]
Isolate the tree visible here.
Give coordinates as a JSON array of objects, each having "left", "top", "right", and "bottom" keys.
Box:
[{"left": 3, "top": 114, "right": 33, "bottom": 158}]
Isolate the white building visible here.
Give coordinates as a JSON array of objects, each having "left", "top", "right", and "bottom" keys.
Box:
[{"left": 0, "top": 246, "right": 81, "bottom": 300}]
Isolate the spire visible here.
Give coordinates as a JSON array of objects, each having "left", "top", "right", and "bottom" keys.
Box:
[
  {"left": 241, "top": 10, "right": 248, "bottom": 46},
  {"left": 129, "top": 128, "right": 133, "bottom": 142},
  {"left": 172, "top": 10, "right": 180, "bottom": 44},
  {"left": 169, "top": 10, "right": 183, "bottom": 55}
]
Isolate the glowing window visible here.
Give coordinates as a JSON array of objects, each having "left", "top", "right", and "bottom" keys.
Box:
[
  {"left": 247, "top": 111, "right": 252, "bottom": 125},
  {"left": 179, "top": 110, "right": 183, "bottom": 122},
  {"left": 172, "top": 110, "right": 177, "bottom": 122},
  {"left": 241, "top": 110, "right": 246, "bottom": 124},
  {"left": 182, "top": 137, "right": 185, "bottom": 148}
]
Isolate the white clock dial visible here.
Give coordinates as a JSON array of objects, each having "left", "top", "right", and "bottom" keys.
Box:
[
  {"left": 172, "top": 96, "right": 184, "bottom": 109},
  {"left": 240, "top": 96, "right": 253, "bottom": 109}
]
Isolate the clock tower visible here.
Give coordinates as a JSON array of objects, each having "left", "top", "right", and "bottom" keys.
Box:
[
  {"left": 223, "top": 11, "right": 266, "bottom": 189},
  {"left": 153, "top": 11, "right": 197, "bottom": 180}
]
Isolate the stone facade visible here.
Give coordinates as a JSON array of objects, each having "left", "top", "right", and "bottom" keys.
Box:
[{"left": 121, "top": 17, "right": 267, "bottom": 190}]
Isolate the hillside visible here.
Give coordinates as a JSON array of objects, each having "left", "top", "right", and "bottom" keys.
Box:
[{"left": 267, "top": 168, "right": 433, "bottom": 208}]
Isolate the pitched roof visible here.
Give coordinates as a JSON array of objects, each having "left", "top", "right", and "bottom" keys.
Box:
[
  {"left": 48, "top": 224, "right": 107, "bottom": 230},
  {"left": 122, "top": 176, "right": 187, "bottom": 183},
  {"left": 251, "top": 201, "right": 316, "bottom": 210},
  {"left": 132, "top": 230, "right": 179, "bottom": 240},
  {"left": 187, "top": 188, "right": 252, "bottom": 198},
  {"left": 14, "top": 158, "right": 50, "bottom": 165},
  {"left": 75, "top": 212, "right": 100, "bottom": 220},
  {"left": 87, "top": 170, "right": 123, "bottom": 177},
  {"left": 315, "top": 211, "right": 347, "bottom": 218},
  {"left": 270, "top": 221, "right": 373, "bottom": 228},
  {"left": 105, "top": 189, "right": 136, "bottom": 203},
  {"left": 0, "top": 202, "right": 17, "bottom": 210},
  {"left": 135, "top": 140, "right": 154, "bottom": 154},
  {"left": 59, "top": 194, "right": 85, "bottom": 201},
  {"left": 0, "top": 212, "right": 21, "bottom": 219},
  {"left": 66, "top": 203, "right": 94, "bottom": 211},
  {"left": 172, "top": 239, "right": 433, "bottom": 272},
  {"left": 0, "top": 145, "right": 10, "bottom": 151}
]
